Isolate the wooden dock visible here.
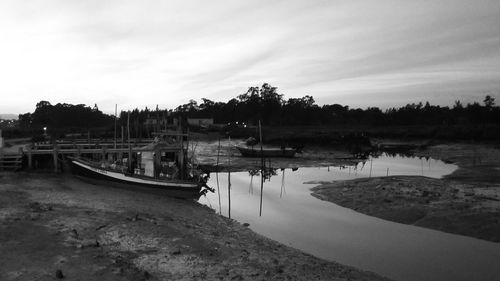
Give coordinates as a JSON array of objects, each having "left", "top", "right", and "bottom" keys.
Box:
[
  {"left": 0, "top": 152, "right": 23, "bottom": 171},
  {"left": 0, "top": 132, "right": 192, "bottom": 173},
  {"left": 13, "top": 137, "right": 187, "bottom": 173}
]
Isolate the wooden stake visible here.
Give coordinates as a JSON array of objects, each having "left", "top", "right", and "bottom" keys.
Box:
[
  {"left": 280, "top": 169, "right": 285, "bottom": 198},
  {"left": 216, "top": 138, "right": 222, "bottom": 215},
  {"left": 369, "top": 159, "right": 373, "bottom": 178},
  {"left": 259, "top": 120, "right": 264, "bottom": 217},
  {"left": 228, "top": 136, "right": 231, "bottom": 219}
]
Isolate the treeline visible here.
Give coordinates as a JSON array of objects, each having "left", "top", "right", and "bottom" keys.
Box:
[
  {"left": 178, "top": 83, "right": 500, "bottom": 127},
  {"left": 15, "top": 101, "right": 114, "bottom": 138},
  {"left": 5, "top": 83, "right": 500, "bottom": 140}
]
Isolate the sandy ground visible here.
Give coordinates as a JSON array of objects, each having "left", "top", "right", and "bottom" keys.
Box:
[
  {"left": 0, "top": 172, "right": 390, "bottom": 281},
  {"left": 311, "top": 142, "right": 500, "bottom": 242}
]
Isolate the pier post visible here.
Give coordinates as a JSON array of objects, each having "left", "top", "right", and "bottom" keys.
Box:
[
  {"left": 102, "top": 146, "right": 106, "bottom": 162},
  {"left": 27, "top": 145, "right": 33, "bottom": 169},
  {"left": 53, "top": 145, "right": 59, "bottom": 173}
]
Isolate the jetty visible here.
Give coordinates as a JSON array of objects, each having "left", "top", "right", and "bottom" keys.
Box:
[{"left": 0, "top": 137, "right": 186, "bottom": 173}]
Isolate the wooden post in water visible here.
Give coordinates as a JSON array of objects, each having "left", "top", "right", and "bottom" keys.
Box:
[
  {"left": 216, "top": 138, "right": 222, "bottom": 215},
  {"left": 228, "top": 136, "right": 232, "bottom": 219},
  {"left": 249, "top": 174, "right": 254, "bottom": 194},
  {"left": 259, "top": 120, "right": 264, "bottom": 217},
  {"left": 280, "top": 168, "right": 285, "bottom": 198},
  {"left": 369, "top": 159, "right": 373, "bottom": 178}
]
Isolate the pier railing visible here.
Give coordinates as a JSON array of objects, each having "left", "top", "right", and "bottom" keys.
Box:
[{"left": 2, "top": 134, "right": 191, "bottom": 173}]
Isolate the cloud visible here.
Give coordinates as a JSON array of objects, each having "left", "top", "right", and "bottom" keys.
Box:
[{"left": 1, "top": 0, "right": 500, "bottom": 114}]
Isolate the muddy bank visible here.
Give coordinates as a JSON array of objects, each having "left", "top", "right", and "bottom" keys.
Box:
[
  {"left": 311, "top": 142, "right": 500, "bottom": 242},
  {"left": 0, "top": 172, "right": 390, "bottom": 281},
  {"left": 190, "top": 138, "right": 359, "bottom": 173}
]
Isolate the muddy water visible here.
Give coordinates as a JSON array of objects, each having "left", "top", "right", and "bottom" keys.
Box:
[{"left": 199, "top": 155, "right": 500, "bottom": 281}]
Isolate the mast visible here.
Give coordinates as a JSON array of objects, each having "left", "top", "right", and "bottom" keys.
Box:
[
  {"left": 114, "top": 104, "right": 117, "bottom": 149},
  {"left": 178, "top": 119, "right": 184, "bottom": 180},
  {"left": 127, "top": 111, "right": 132, "bottom": 172}
]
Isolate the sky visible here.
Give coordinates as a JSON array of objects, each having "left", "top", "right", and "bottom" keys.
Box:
[{"left": 1, "top": 0, "right": 500, "bottom": 115}]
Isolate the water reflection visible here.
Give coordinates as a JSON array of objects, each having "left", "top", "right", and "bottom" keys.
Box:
[{"left": 199, "top": 155, "right": 500, "bottom": 281}]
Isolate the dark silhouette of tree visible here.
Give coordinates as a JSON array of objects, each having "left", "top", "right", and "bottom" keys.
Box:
[{"left": 10, "top": 88, "right": 500, "bottom": 141}]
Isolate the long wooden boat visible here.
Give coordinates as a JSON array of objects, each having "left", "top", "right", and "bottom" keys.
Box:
[
  {"left": 235, "top": 146, "right": 297, "bottom": 158},
  {"left": 67, "top": 134, "right": 212, "bottom": 199}
]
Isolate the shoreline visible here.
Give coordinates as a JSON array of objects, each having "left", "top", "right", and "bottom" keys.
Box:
[
  {"left": 310, "top": 142, "right": 500, "bottom": 242},
  {"left": 1, "top": 171, "right": 390, "bottom": 281}
]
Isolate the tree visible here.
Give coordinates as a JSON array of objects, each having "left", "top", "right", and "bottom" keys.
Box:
[
  {"left": 36, "top": 101, "right": 52, "bottom": 109},
  {"left": 484, "top": 95, "right": 495, "bottom": 108}
]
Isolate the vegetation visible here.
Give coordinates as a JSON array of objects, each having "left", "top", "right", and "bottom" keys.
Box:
[
  {"left": 3, "top": 83, "right": 500, "bottom": 141},
  {"left": 181, "top": 84, "right": 499, "bottom": 127},
  {"left": 13, "top": 101, "right": 114, "bottom": 139}
]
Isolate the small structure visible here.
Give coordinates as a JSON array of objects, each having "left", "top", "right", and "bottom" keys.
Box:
[{"left": 187, "top": 118, "right": 214, "bottom": 127}]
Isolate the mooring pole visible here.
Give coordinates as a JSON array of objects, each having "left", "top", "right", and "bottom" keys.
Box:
[
  {"left": 259, "top": 120, "right": 264, "bottom": 217},
  {"left": 228, "top": 136, "right": 232, "bottom": 219},
  {"left": 216, "top": 138, "right": 222, "bottom": 215},
  {"left": 280, "top": 168, "right": 285, "bottom": 198}
]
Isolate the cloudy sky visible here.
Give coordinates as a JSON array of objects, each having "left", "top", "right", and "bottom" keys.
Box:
[{"left": 1, "top": 0, "right": 500, "bottom": 115}]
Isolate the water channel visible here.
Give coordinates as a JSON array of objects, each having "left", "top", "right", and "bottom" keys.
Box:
[{"left": 198, "top": 155, "right": 500, "bottom": 281}]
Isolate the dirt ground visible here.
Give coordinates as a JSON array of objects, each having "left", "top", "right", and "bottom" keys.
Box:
[
  {"left": 3, "top": 137, "right": 499, "bottom": 280},
  {"left": 189, "top": 137, "right": 358, "bottom": 172},
  {"left": 0, "top": 172, "right": 389, "bottom": 281},
  {"left": 311, "top": 142, "right": 500, "bottom": 242}
]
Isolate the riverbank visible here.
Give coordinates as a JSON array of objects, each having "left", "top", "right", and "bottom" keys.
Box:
[
  {"left": 0, "top": 172, "right": 390, "bottom": 281},
  {"left": 311, "top": 142, "right": 500, "bottom": 242}
]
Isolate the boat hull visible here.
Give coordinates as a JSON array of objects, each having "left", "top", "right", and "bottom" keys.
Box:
[
  {"left": 68, "top": 157, "right": 203, "bottom": 199},
  {"left": 236, "top": 146, "right": 296, "bottom": 158}
]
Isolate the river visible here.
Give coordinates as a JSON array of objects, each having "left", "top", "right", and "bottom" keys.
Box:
[{"left": 198, "top": 155, "right": 500, "bottom": 281}]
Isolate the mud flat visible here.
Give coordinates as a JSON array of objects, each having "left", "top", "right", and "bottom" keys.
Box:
[
  {"left": 0, "top": 172, "right": 390, "bottom": 281},
  {"left": 311, "top": 142, "right": 500, "bottom": 242}
]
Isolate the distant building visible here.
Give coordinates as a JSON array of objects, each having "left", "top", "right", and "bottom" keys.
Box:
[
  {"left": 0, "top": 119, "right": 17, "bottom": 129},
  {"left": 144, "top": 115, "right": 178, "bottom": 128},
  {"left": 187, "top": 118, "right": 214, "bottom": 127}
]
